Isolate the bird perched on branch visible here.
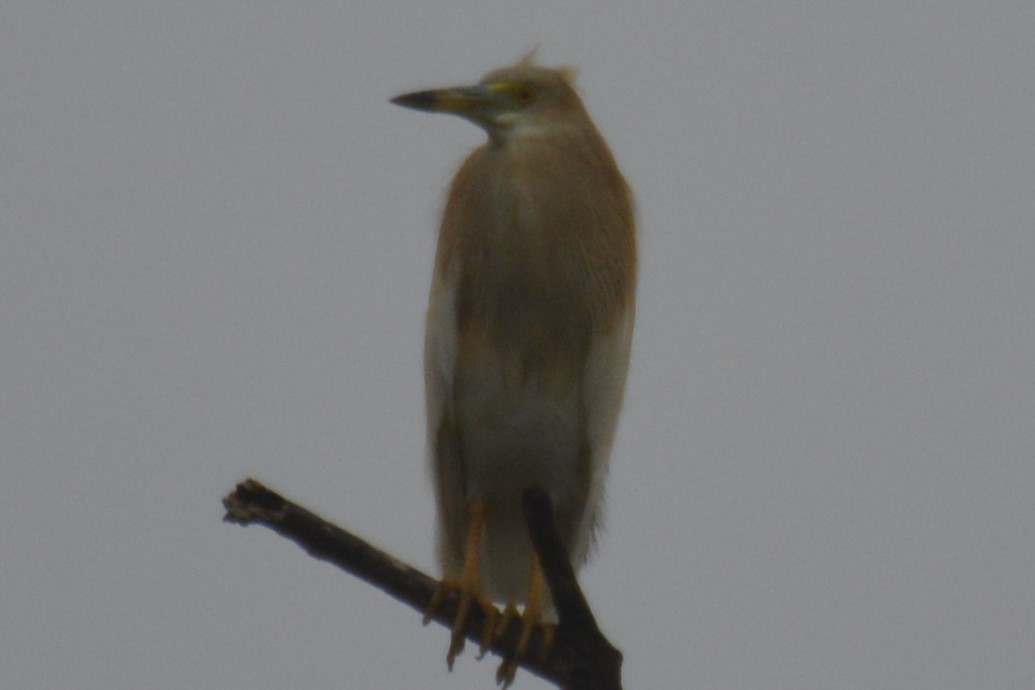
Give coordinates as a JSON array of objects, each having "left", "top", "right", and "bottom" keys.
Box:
[{"left": 392, "top": 56, "right": 636, "bottom": 684}]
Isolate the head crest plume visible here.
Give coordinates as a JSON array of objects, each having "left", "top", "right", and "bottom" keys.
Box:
[
  {"left": 516, "top": 47, "right": 539, "bottom": 67},
  {"left": 514, "top": 48, "right": 579, "bottom": 84}
]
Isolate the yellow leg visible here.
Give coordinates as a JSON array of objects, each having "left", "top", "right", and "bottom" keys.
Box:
[
  {"left": 423, "top": 499, "right": 498, "bottom": 669},
  {"left": 492, "top": 602, "right": 521, "bottom": 641},
  {"left": 516, "top": 554, "right": 546, "bottom": 658},
  {"left": 497, "top": 553, "right": 556, "bottom": 687},
  {"left": 449, "top": 498, "right": 488, "bottom": 665}
]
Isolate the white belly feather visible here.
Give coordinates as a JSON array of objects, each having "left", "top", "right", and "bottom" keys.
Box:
[{"left": 424, "top": 261, "right": 633, "bottom": 604}]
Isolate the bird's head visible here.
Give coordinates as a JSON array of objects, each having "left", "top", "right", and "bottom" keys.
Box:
[{"left": 391, "top": 60, "right": 590, "bottom": 144}]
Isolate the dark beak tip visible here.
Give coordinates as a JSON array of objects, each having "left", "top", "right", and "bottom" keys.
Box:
[{"left": 390, "top": 90, "right": 437, "bottom": 111}]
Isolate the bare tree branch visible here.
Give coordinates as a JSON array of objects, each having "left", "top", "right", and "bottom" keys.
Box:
[
  {"left": 223, "top": 479, "right": 622, "bottom": 689},
  {"left": 522, "top": 485, "right": 624, "bottom": 690}
]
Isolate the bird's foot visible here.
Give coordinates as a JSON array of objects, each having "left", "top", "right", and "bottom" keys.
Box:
[
  {"left": 425, "top": 579, "right": 500, "bottom": 669},
  {"left": 494, "top": 606, "right": 556, "bottom": 687}
]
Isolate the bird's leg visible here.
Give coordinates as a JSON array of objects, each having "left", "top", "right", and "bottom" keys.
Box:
[
  {"left": 450, "top": 498, "right": 491, "bottom": 664},
  {"left": 492, "top": 602, "right": 521, "bottom": 641},
  {"left": 496, "top": 553, "right": 556, "bottom": 686},
  {"left": 424, "top": 499, "right": 499, "bottom": 669}
]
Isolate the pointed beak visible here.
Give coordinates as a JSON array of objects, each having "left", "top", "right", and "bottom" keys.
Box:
[{"left": 390, "top": 84, "right": 507, "bottom": 120}]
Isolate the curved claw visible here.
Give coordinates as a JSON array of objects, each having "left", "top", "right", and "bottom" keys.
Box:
[
  {"left": 495, "top": 617, "right": 556, "bottom": 686},
  {"left": 495, "top": 555, "right": 555, "bottom": 686},
  {"left": 435, "top": 499, "right": 499, "bottom": 670},
  {"left": 449, "top": 587, "right": 498, "bottom": 669},
  {"left": 425, "top": 579, "right": 499, "bottom": 669}
]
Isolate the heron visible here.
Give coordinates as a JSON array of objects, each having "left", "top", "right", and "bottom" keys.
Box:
[{"left": 392, "top": 55, "right": 636, "bottom": 684}]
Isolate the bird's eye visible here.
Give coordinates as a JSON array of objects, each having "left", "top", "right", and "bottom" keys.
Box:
[{"left": 515, "top": 85, "right": 536, "bottom": 105}]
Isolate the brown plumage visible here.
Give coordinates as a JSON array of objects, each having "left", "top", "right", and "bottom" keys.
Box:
[{"left": 393, "top": 57, "right": 636, "bottom": 680}]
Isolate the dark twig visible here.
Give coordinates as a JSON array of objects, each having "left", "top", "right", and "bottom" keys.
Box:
[
  {"left": 223, "top": 478, "right": 622, "bottom": 689},
  {"left": 523, "top": 485, "right": 623, "bottom": 690}
]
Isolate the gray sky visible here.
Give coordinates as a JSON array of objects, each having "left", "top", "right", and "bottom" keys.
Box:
[{"left": 2, "top": 2, "right": 1033, "bottom": 689}]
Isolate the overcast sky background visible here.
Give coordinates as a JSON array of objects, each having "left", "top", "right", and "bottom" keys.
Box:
[{"left": 2, "top": 2, "right": 1033, "bottom": 689}]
